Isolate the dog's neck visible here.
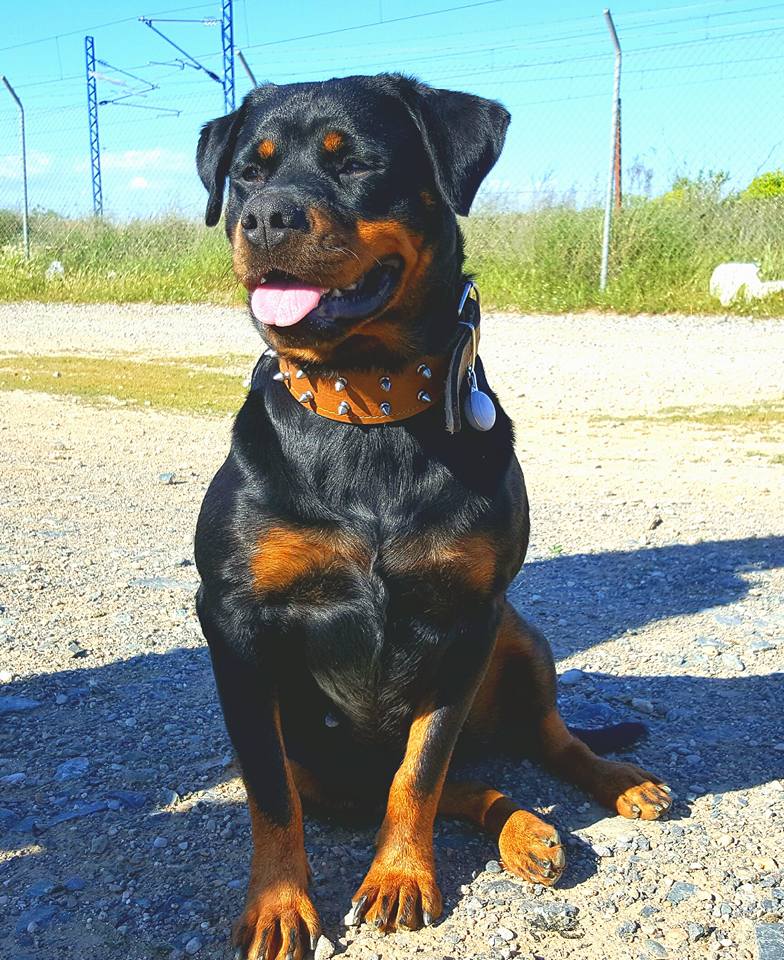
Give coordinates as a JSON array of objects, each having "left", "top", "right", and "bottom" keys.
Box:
[{"left": 259, "top": 283, "right": 481, "bottom": 432}]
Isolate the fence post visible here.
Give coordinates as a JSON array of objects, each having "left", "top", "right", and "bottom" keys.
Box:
[
  {"left": 1, "top": 75, "right": 30, "bottom": 259},
  {"left": 600, "top": 8, "right": 622, "bottom": 292},
  {"left": 236, "top": 49, "right": 257, "bottom": 87}
]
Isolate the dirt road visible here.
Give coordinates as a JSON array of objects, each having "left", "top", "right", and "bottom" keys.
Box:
[{"left": 1, "top": 303, "right": 782, "bottom": 960}]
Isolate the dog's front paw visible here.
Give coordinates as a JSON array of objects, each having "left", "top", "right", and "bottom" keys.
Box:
[
  {"left": 233, "top": 882, "right": 321, "bottom": 960},
  {"left": 498, "top": 810, "right": 566, "bottom": 885},
  {"left": 346, "top": 853, "right": 442, "bottom": 932}
]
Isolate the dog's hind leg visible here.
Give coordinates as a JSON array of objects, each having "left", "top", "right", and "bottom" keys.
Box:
[
  {"left": 438, "top": 781, "right": 565, "bottom": 884},
  {"left": 466, "top": 601, "right": 672, "bottom": 820}
]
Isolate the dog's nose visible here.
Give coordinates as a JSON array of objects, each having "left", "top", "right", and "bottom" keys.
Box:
[{"left": 241, "top": 195, "right": 309, "bottom": 246}]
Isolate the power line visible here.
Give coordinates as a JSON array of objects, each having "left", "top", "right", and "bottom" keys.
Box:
[
  {"left": 241, "top": 0, "right": 506, "bottom": 51},
  {"left": 0, "top": 3, "right": 215, "bottom": 54}
]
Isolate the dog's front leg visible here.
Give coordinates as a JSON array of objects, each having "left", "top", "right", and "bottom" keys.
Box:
[
  {"left": 348, "top": 607, "right": 498, "bottom": 933},
  {"left": 198, "top": 593, "right": 320, "bottom": 960}
]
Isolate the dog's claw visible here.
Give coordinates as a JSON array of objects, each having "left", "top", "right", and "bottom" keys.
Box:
[
  {"left": 661, "top": 784, "right": 672, "bottom": 794},
  {"left": 344, "top": 895, "right": 367, "bottom": 927},
  {"left": 423, "top": 910, "right": 433, "bottom": 926},
  {"left": 631, "top": 804, "right": 641, "bottom": 815}
]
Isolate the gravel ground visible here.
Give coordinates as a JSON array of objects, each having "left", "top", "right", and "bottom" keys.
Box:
[{"left": 1, "top": 302, "right": 783, "bottom": 960}]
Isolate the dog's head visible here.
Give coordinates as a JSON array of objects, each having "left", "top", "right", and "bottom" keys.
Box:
[{"left": 197, "top": 74, "right": 509, "bottom": 367}]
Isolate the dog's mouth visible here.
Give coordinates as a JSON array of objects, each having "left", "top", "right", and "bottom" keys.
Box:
[{"left": 249, "top": 258, "right": 403, "bottom": 329}]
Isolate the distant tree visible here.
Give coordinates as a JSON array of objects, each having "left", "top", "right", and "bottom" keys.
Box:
[
  {"left": 658, "top": 169, "right": 730, "bottom": 205},
  {"left": 742, "top": 170, "right": 784, "bottom": 199}
]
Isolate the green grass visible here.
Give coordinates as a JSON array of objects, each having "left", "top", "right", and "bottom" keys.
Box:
[
  {"left": 0, "top": 354, "right": 246, "bottom": 416},
  {"left": 603, "top": 399, "right": 784, "bottom": 431},
  {"left": 1, "top": 197, "right": 784, "bottom": 314}
]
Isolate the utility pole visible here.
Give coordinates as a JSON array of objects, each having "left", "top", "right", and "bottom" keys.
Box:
[
  {"left": 221, "top": 0, "right": 235, "bottom": 112},
  {"left": 1, "top": 75, "right": 29, "bottom": 258},
  {"left": 600, "top": 8, "right": 621, "bottom": 292},
  {"left": 85, "top": 35, "right": 103, "bottom": 217}
]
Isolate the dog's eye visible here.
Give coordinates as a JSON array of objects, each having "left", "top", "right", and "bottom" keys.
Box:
[
  {"left": 340, "top": 158, "right": 371, "bottom": 176},
  {"left": 241, "top": 165, "right": 264, "bottom": 182}
]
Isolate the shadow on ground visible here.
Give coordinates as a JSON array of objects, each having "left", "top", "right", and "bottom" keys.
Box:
[{"left": 2, "top": 535, "right": 783, "bottom": 954}]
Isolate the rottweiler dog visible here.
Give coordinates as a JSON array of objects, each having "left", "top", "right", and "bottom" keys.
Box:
[{"left": 194, "top": 74, "right": 671, "bottom": 960}]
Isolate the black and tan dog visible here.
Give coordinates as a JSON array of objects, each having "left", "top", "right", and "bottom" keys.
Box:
[{"left": 194, "top": 74, "right": 671, "bottom": 960}]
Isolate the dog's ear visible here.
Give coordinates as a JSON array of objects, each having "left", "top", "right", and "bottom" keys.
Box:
[
  {"left": 391, "top": 77, "right": 510, "bottom": 216},
  {"left": 196, "top": 107, "right": 245, "bottom": 227}
]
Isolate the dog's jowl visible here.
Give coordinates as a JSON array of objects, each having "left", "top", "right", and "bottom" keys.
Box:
[{"left": 193, "top": 74, "right": 671, "bottom": 960}]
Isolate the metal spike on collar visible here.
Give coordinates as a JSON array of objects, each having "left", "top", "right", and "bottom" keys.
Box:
[
  {"left": 334, "top": 377, "right": 347, "bottom": 392},
  {"left": 380, "top": 401, "right": 392, "bottom": 416},
  {"left": 337, "top": 400, "right": 350, "bottom": 415},
  {"left": 418, "top": 390, "right": 432, "bottom": 403},
  {"left": 272, "top": 371, "right": 289, "bottom": 382},
  {"left": 379, "top": 377, "right": 391, "bottom": 392},
  {"left": 417, "top": 363, "right": 432, "bottom": 379},
  {"left": 295, "top": 368, "right": 306, "bottom": 379},
  {"left": 298, "top": 391, "right": 314, "bottom": 403},
  {"left": 262, "top": 347, "right": 277, "bottom": 358}
]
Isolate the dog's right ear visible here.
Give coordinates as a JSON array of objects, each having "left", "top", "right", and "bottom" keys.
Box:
[{"left": 196, "top": 107, "right": 245, "bottom": 227}]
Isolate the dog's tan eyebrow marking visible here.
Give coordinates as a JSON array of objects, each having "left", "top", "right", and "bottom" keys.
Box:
[
  {"left": 322, "top": 131, "right": 344, "bottom": 153},
  {"left": 258, "top": 138, "right": 276, "bottom": 159}
]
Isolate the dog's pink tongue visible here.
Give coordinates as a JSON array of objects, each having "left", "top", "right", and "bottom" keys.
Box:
[{"left": 250, "top": 282, "right": 324, "bottom": 327}]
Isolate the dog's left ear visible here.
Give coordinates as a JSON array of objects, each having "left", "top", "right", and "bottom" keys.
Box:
[
  {"left": 196, "top": 107, "right": 245, "bottom": 227},
  {"left": 392, "top": 77, "right": 511, "bottom": 216}
]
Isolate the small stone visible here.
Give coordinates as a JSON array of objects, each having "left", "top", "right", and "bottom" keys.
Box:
[
  {"left": 184, "top": 937, "right": 202, "bottom": 955},
  {"left": 773, "top": 743, "right": 784, "bottom": 753},
  {"left": 667, "top": 881, "right": 697, "bottom": 905},
  {"left": 485, "top": 860, "right": 503, "bottom": 874},
  {"left": 153, "top": 836, "right": 168, "bottom": 848},
  {"left": 0, "top": 695, "right": 41, "bottom": 715},
  {"left": 649, "top": 513, "right": 663, "bottom": 530},
  {"left": 497, "top": 927, "right": 515, "bottom": 941},
  {"left": 314, "top": 935, "right": 335, "bottom": 960},
  {"left": 64, "top": 876, "right": 86, "bottom": 892},
  {"left": 27, "top": 879, "right": 57, "bottom": 897},
  {"left": 631, "top": 698, "right": 655, "bottom": 715},
  {"left": 90, "top": 835, "right": 108, "bottom": 854},
  {"left": 159, "top": 472, "right": 176, "bottom": 484},
  {"left": 594, "top": 845, "right": 614, "bottom": 858},
  {"left": 55, "top": 693, "right": 68, "bottom": 704},
  {"left": 617, "top": 920, "right": 638, "bottom": 938},
  {"left": 749, "top": 639, "right": 776, "bottom": 653},
  {"left": 1, "top": 772, "right": 26, "bottom": 785},
  {"left": 560, "top": 668, "right": 585, "bottom": 685},
  {"left": 756, "top": 924, "right": 784, "bottom": 959},
  {"left": 719, "top": 653, "right": 745, "bottom": 671},
  {"left": 687, "top": 922, "right": 707, "bottom": 941},
  {"left": 0, "top": 670, "right": 12, "bottom": 682},
  {"left": 55, "top": 756, "right": 89, "bottom": 781},
  {"left": 645, "top": 939, "right": 668, "bottom": 958}
]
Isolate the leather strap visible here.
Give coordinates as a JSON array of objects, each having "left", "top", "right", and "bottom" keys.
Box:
[
  {"left": 253, "top": 285, "right": 483, "bottom": 432},
  {"left": 274, "top": 353, "right": 448, "bottom": 425}
]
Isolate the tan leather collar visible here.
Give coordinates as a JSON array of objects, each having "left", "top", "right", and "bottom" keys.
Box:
[{"left": 274, "top": 353, "right": 447, "bottom": 424}]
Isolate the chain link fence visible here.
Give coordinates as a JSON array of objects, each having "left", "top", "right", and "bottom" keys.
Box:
[{"left": 1, "top": 3, "right": 783, "bottom": 312}]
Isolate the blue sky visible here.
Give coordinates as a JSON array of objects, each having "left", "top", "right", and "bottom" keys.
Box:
[{"left": 1, "top": 0, "right": 783, "bottom": 219}]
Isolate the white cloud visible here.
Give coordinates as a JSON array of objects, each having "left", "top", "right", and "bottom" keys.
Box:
[
  {"left": 0, "top": 151, "right": 52, "bottom": 180},
  {"left": 128, "top": 176, "right": 150, "bottom": 190},
  {"left": 73, "top": 147, "right": 190, "bottom": 173}
]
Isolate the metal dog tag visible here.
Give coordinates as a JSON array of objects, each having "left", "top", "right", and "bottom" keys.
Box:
[{"left": 463, "top": 365, "right": 496, "bottom": 432}]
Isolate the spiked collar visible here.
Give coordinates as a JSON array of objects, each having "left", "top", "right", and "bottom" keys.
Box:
[{"left": 257, "top": 283, "right": 483, "bottom": 433}]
